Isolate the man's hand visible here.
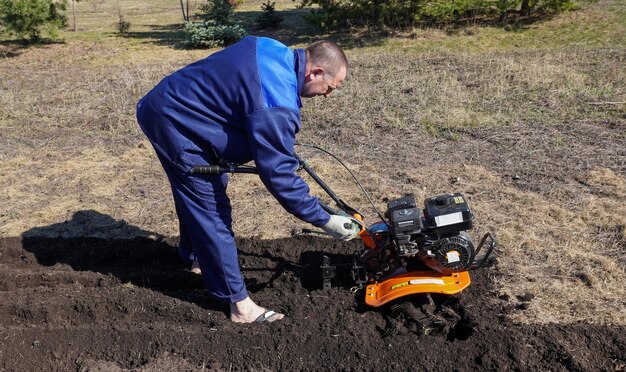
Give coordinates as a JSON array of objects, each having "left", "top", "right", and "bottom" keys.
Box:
[{"left": 321, "top": 214, "right": 360, "bottom": 241}]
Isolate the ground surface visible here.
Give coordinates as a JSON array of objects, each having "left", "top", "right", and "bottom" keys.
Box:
[{"left": 1, "top": 235, "right": 625, "bottom": 371}]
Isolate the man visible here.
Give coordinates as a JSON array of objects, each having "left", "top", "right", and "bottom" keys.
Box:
[{"left": 136, "top": 36, "right": 358, "bottom": 323}]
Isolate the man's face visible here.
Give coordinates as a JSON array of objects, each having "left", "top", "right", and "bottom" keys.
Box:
[{"left": 301, "top": 65, "right": 347, "bottom": 98}]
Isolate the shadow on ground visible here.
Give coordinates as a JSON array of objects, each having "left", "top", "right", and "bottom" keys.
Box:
[
  {"left": 0, "top": 39, "right": 65, "bottom": 58},
  {"left": 118, "top": 23, "right": 188, "bottom": 48},
  {"left": 19, "top": 210, "right": 353, "bottom": 312}
]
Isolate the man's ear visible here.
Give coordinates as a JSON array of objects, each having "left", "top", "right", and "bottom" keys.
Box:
[{"left": 310, "top": 66, "right": 325, "bottom": 78}]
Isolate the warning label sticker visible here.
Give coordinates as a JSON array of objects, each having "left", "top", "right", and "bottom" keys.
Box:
[{"left": 446, "top": 251, "right": 461, "bottom": 263}]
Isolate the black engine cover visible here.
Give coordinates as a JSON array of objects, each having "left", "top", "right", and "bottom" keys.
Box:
[
  {"left": 386, "top": 194, "right": 423, "bottom": 244},
  {"left": 423, "top": 193, "right": 473, "bottom": 235}
]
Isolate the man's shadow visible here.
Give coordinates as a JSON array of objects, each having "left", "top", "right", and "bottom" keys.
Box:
[{"left": 20, "top": 210, "right": 356, "bottom": 314}]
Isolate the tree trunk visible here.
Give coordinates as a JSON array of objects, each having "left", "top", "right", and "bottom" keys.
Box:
[
  {"left": 520, "top": 0, "right": 531, "bottom": 17},
  {"left": 72, "top": 0, "right": 77, "bottom": 31},
  {"left": 180, "top": 0, "right": 188, "bottom": 21},
  {"left": 498, "top": 11, "right": 507, "bottom": 23}
]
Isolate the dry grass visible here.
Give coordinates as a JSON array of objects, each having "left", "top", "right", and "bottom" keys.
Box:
[
  {"left": 1, "top": 0, "right": 625, "bottom": 326},
  {"left": 304, "top": 48, "right": 625, "bottom": 139}
]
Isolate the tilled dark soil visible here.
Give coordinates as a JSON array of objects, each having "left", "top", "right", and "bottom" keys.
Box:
[{"left": 1, "top": 231, "right": 625, "bottom": 371}]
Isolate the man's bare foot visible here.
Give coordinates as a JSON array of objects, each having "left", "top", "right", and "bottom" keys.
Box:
[
  {"left": 190, "top": 259, "right": 201, "bottom": 275},
  {"left": 230, "top": 296, "right": 284, "bottom": 323}
]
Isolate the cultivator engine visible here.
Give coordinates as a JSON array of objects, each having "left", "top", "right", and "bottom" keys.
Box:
[{"left": 342, "top": 193, "right": 495, "bottom": 307}]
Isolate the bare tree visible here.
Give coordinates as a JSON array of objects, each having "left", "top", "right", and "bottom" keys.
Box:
[
  {"left": 89, "top": 0, "right": 106, "bottom": 12},
  {"left": 180, "top": 0, "right": 191, "bottom": 21},
  {"left": 71, "top": 0, "right": 78, "bottom": 31}
]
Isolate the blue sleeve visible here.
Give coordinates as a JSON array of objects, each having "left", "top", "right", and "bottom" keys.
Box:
[{"left": 245, "top": 107, "right": 330, "bottom": 227}]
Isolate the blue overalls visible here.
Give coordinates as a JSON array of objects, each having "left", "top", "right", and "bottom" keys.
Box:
[{"left": 136, "top": 36, "right": 330, "bottom": 303}]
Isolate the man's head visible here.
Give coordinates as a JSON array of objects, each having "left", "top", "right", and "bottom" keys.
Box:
[{"left": 302, "top": 41, "right": 348, "bottom": 98}]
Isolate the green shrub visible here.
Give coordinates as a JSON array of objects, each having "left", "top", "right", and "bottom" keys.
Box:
[
  {"left": 301, "top": 0, "right": 421, "bottom": 28},
  {"left": 0, "top": 0, "right": 67, "bottom": 41},
  {"left": 184, "top": 0, "right": 246, "bottom": 48},
  {"left": 256, "top": 1, "right": 284, "bottom": 29},
  {"left": 197, "top": 0, "right": 236, "bottom": 25},
  {"left": 420, "top": 0, "right": 484, "bottom": 23},
  {"left": 299, "top": 0, "right": 578, "bottom": 29},
  {"left": 185, "top": 22, "right": 246, "bottom": 48}
]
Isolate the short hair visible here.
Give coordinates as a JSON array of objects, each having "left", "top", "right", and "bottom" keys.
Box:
[{"left": 306, "top": 40, "right": 348, "bottom": 78}]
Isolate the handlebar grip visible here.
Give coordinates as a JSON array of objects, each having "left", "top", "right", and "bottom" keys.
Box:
[
  {"left": 319, "top": 202, "right": 338, "bottom": 215},
  {"left": 190, "top": 165, "right": 222, "bottom": 175}
]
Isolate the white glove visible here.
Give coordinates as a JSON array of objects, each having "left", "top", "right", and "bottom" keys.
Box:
[{"left": 321, "top": 214, "right": 360, "bottom": 241}]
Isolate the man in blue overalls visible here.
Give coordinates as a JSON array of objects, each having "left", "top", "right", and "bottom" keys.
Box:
[{"left": 136, "top": 37, "right": 357, "bottom": 323}]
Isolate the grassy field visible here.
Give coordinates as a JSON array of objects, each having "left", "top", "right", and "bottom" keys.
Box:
[{"left": 1, "top": 0, "right": 625, "bottom": 326}]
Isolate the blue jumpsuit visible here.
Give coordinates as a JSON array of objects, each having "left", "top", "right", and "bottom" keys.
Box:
[{"left": 136, "top": 36, "right": 331, "bottom": 303}]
